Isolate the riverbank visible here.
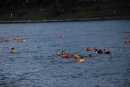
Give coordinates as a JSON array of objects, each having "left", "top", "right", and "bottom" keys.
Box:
[
  {"left": 0, "top": 1, "right": 130, "bottom": 23},
  {"left": 0, "top": 16, "right": 130, "bottom": 24}
]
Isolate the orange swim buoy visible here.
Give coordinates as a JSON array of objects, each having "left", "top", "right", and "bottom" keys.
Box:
[
  {"left": 73, "top": 54, "right": 79, "bottom": 59},
  {"left": 87, "top": 47, "right": 93, "bottom": 51}
]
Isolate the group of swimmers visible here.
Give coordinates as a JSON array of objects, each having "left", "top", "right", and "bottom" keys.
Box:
[
  {"left": 94, "top": 47, "right": 110, "bottom": 54},
  {"left": 87, "top": 47, "right": 110, "bottom": 54},
  {"left": 0, "top": 37, "right": 26, "bottom": 42},
  {"left": 12, "top": 38, "right": 26, "bottom": 42},
  {"left": 56, "top": 46, "right": 111, "bottom": 63},
  {"left": 55, "top": 50, "right": 86, "bottom": 63},
  {"left": 0, "top": 37, "right": 26, "bottom": 53}
]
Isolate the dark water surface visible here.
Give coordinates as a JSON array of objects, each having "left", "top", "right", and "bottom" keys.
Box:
[{"left": 0, "top": 20, "right": 130, "bottom": 87}]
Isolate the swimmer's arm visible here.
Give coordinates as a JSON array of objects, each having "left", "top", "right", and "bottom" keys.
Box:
[{"left": 55, "top": 50, "right": 62, "bottom": 55}]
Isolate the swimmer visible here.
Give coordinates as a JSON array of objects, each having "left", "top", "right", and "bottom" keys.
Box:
[
  {"left": 11, "top": 48, "right": 16, "bottom": 53},
  {"left": 98, "top": 49, "right": 103, "bottom": 54},
  {"left": 2, "top": 37, "right": 5, "bottom": 41},
  {"left": 88, "top": 54, "right": 92, "bottom": 58},
  {"left": 21, "top": 39, "right": 26, "bottom": 42},
  {"left": 0, "top": 38, "right": 2, "bottom": 42},
  {"left": 94, "top": 47, "right": 98, "bottom": 54},
  {"left": 18, "top": 39, "right": 26, "bottom": 42},
  {"left": 61, "top": 51, "right": 68, "bottom": 58},
  {"left": 104, "top": 49, "right": 110, "bottom": 54},
  {"left": 13, "top": 38, "right": 18, "bottom": 40},
  {"left": 124, "top": 40, "right": 129, "bottom": 44},
  {"left": 77, "top": 56, "right": 85, "bottom": 63},
  {"left": 55, "top": 50, "right": 71, "bottom": 58},
  {"left": 94, "top": 47, "right": 103, "bottom": 54}
]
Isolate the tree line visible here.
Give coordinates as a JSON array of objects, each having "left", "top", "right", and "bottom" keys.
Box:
[{"left": 0, "top": 0, "right": 129, "bottom": 8}]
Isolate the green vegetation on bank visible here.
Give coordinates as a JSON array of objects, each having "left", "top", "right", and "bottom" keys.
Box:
[{"left": 0, "top": 1, "right": 130, "bottom": 21}]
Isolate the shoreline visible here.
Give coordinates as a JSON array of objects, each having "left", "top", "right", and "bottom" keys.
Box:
[{"left": 0, "top": 16, "right": 130, "bottom": 23}]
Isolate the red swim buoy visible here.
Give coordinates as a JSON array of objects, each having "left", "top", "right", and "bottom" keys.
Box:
[
  {"left": 60, "top": 35, "right": 64, "bottom": 38},
  {"left": 62, "top": 55, "right": 71, "bottom": 58},
  {"left": 5, "top": 40, "right": 10, "bottom": 42},
  {"left": 87, "top": 47, "right": 93, "bottom": 51}
]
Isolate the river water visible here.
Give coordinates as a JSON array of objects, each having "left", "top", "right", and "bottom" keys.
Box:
[{"left": 0, "top": 19, "right": 130, "bottom": 87}]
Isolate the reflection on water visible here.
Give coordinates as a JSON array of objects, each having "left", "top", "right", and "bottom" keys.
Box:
[{"left": 0, "top": 20, "right": 130, "bottom": 87}]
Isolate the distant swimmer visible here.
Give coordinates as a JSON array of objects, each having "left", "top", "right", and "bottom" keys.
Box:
[
  {"left": 98, "top": 49, "right": 103, "bottom": 54},
  {"left": 104, "top": 49, "right": 110, "bottom": 54},
  {"left": 124, "top": 40, "right": 130, "bottom": 44},
  {"left": 94, "top": 47, "right": 103, "bottom": 54},
  {"left": 18, "top": 39, "right": 26, "bottom": 42},
  {"left": 94, "top": 47, "right": 98, "bottom": 54},
  {"left": 77, "top": 56, "right": 85, "bottom": 63},
  {"left": 11, "top": 48, "right": 16, "bottom": 53},
  {"left": 13, "top": 38, "right": 18, "bottom": 40},
  {"left": 0, "top": 38, "right": 2, "bottom": 42},
  {"left": 61, "top": 51, "right": 66, "bottom": 57},
  {"left": 61, "top": 51, "right": 71, "bottom": 58},
  {"left": 88, "top": 54, "right": 92, "bottom": 58},
  {"left": 55, "top": 50, "right": 71, "bottom": 58},
  {"left": 0, "top": 37, "right": 5, "bottom": 41}
]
